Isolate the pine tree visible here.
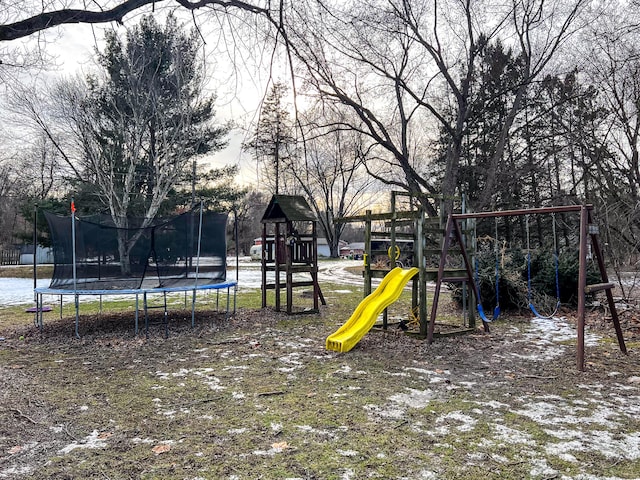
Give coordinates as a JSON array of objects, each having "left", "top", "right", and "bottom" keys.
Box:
[{"left": 243, "top": 82, "right": 296, "bottom": 194}]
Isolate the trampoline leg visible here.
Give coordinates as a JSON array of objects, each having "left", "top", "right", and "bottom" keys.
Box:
[
  {"left": 233, "top": 286, "right": 237, "bottom": 316},
  {"left": 135, "top": 294, "right": 139, "bottom": 335},
  {"left": 163, "top": 292, "right": 168, "bottom": 339},
  {"left": 37, "top": 293, "right": 43, "bottom": 332},
  {"left": 144, "top": 292, "right": 149, "bottom": 339},
  {"left": 226, "top": 287, "right": 231, "bottom": 320},
  {"left": 74, "top": 293, "right": 80, "bottom": 339},
  {"left": 59, "top": 295, "right": 62, "bottom": 319},
  {"left": 191, "top": 289, "right": 196, "bottom": 328}
]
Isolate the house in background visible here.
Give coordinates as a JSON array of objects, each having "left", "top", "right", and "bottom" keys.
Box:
[
  {"left": 250, "top": 237, "right": 348, "bottom": 260},
  {"left": 340, "top": 242, "right": 365, "bottom": 260},
  {"left": 19, "top": 245, "right": 54, "bottom": 265}
]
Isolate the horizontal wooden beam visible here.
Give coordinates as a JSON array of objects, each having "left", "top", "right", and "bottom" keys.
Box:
[
  {"left": 452, "top": 204, "right": 592, "bottom": 220},
  {"left": 585, "top": 282, "right": 614, "bottom": 294},
  {"left": 335, "top": 210, "right": 423, "bottom": 223}
]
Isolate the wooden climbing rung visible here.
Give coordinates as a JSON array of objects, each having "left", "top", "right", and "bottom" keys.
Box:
[{"left": 585, "top": 282, "right": 615, "bottom": 294}]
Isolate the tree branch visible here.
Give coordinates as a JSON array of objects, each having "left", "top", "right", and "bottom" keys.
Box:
[{"left": 0, "top": 0, "right": 268, "bottom": 41}]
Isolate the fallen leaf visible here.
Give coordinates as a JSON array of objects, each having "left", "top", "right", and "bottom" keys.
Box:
[
  {"left": 8, "top": 446, "right": 22, "bottom": 454},
  {"left": 271, "top": 441, "right": 289, "bottom": 451},
  {"left": 98, "top": 432, "right": 113, "bottom": 440},
  {"left": 152, "top": 444, "right": 171, "bottom": 455}
]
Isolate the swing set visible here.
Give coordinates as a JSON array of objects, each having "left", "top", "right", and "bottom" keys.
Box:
[
  {"left": 430, "top": 204, "right": 627, "bottom": 371},
  {"left": 473, "top": 218, "right": 502, "bottom": 324},
  {"left": 526, "top": 214, "right": 562, "bottom": 319}
]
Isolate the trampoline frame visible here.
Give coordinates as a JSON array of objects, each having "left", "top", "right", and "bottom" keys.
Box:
[{"left": 34, "top": 281, "right": 237, "bottom": 337}]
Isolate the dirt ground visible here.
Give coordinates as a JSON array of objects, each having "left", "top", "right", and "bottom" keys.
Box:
[{"left": 0, "top": 287, "right": 639, "bottom": 479}]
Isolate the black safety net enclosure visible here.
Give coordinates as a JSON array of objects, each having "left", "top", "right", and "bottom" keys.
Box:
[{"left": 44, "top": 209, "right": 228, "bottom": 291}]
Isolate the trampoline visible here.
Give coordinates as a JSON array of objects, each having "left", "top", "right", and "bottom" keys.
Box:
[{"left": 34, "top": 203, "right": 238, "bottom": 337}]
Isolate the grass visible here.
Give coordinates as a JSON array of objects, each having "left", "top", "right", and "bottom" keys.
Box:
[
  {"left": 1, "top": 278, "right": 640, "bottom": 479},
  {"left": 0, "top": 265, "right": 53, "bottom": 278}
]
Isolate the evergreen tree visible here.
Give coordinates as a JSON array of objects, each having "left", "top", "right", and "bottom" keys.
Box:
[{"left": 243, "top": 82, "right": 297, "bottom": 195}]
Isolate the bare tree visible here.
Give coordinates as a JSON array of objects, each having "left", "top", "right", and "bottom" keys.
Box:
[
  {"left": 581, "top": 3, "right": 640, "bottom": 294},
  {"left": 12, "top": 14, "right": 229, "bottom": 274},
  {"left": 264, "top": 0, "right": 587, "bottom": 216},
  {"left": 291, "top": 105, "right": 378, "bottom": 257},
  {"left": 0, "top": 0, "right": 269, "bottom": 41}
]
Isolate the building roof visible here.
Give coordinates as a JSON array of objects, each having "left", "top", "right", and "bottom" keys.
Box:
[
  {"left": 342, "top": 242, "right": 365, "bottom": 251},
  {"left": 261, "top": 195, "right": 317, "bottom": 223}
]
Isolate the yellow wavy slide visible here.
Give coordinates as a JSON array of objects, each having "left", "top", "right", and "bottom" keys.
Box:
[{"left": 326, "top": 267, "right": 419, "bottom": 352}]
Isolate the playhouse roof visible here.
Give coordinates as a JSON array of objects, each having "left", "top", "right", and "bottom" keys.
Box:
[{"left": 261, "top": 195, "right": 317, "bottom": 223}]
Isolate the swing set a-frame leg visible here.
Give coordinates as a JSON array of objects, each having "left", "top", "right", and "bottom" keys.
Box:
[
  {"left": 428, "top": 215, "right": 490, "bottom": 344},
  {"left": 577, "top": 206, "right": 627, "bottom": 371}
]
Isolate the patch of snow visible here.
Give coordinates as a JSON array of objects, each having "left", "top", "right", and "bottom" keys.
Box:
[
  {"left": 476, "top": 438, "right": 495, "bottom": 448},
  {"left": 58, "top": 430, "right": 108, "bottom": 454},
  {"left": 279, "top": 341, "right": 312, "bottom": 350},
  {"left": 382, "top": 370, "right": 411, "bottom": 377},
  {"left": 131, "top": 437, "right": 155, "bottom": 444},
  {"left": 278, "top": 366, "right": 300, "bottom": 373},
  {"left": 512, "top": 401, "right": 621, "bottom": 428},
  {"left": 529, "top": 458, "right": 558, "bottom": 478},
  {"left": 436, "top": 412, "right": 477, "bottom": 432},
  {"left": 279, "top": 353, "right": 304, "bottom": 366},
  {"left": 363, "top": 403, "right": 405, "bottom": 420},
  {"left": 398, "top": 470, "right": 438, "bottom": 479},
  {"left": 545, "top": 431, "right": 640, "bottom": 461},
  {"left": 339, "top": 469, "right": 355, "bottom": 480},
  {"left": 557, "top": 452, "right": 579, "bottom": 462},
  {"left": 295, "top": 425, "right": 337, "bottom": 437},
  {"left": 405, "top": 367, "right": 450, "bottom": 376},
  {"left": 542, "top": 428, "right": 582, "bottom": 440},
  {"left": 271, "top": 422, "right": 282, "bottom": 432},
  {"left": 337, "top": 449, "right": 358, "bottom": 457},
  {"left": 389, "top": 388, "right": 434, "bottom": 408},
  {"left": 228, "top": 428, "right": 247, "bottom": 434},
  {"left": 0, "top": 465, "right": 34, "bottom": 478},
  {"left": 475, "top": 400, "right": 510, "bottom": 410},
  {"left": 492, "top": 424, "right": 535, "bottom": 445},
  {"left": 491, "top": 453, "right": 510, "bottom": 463}
]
